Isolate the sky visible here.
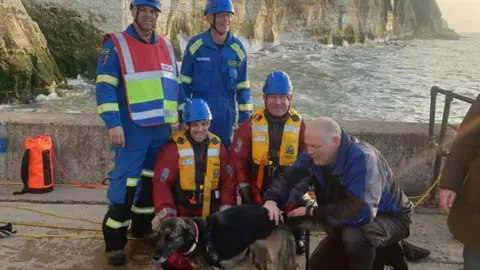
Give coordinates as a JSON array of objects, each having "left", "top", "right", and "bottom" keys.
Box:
[{"left": 436, "top": 0, "right": 480, "bottom": 33}]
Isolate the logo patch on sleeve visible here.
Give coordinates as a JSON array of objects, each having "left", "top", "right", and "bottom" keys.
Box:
[{"left": 161, "top": 63, "right": 173, "bottom": 72}]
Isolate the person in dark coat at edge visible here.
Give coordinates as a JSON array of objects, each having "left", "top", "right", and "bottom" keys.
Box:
[
  {"left": 152, "top": 98, "right": 237, "bottom": 269},
  {"left": 262, "top": 117, "right": 430, "bottom": 270},
  {"left": 439, "top": 94, "right": 480, "bottom": 270},
  {"left": 229, "top": 70, "right": 308, "bottom": 254}
]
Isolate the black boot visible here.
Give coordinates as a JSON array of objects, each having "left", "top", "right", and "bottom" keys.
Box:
[
  {"left": 107, "top": 250, "right": 126, "bottom": 266},
  {"left": 371, "top": 246, "right": 388, "bottom": 270},
  {"left": 386, "top": 242, "right": 409, "bottom": 270},
  {"left": 238, "top": 185, "right": 254, "bottom": 205},
  {"left": 293, "top": 228, "right": 306, "bottom": 255},
  {"left": 401, "top": 240, "right": 431, "bottom": 262}
]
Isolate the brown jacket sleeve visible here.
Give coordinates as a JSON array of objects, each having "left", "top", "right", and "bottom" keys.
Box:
[{"left": 439, "top": 94, "right": 480, "bottom": 192}]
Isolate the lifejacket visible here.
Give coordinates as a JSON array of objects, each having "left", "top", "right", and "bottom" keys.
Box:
[
  {"left": 15, "top": 135, "right": 54, "bottom": 195},
  {"left": 107, "top": 31, "right": 179, "bottom": 127},
  {"left": 251, "top": 107, "right": 302, "bottom": 190},
  {"left": 171, "top": 131, "right": 221, "bottom": 218}
]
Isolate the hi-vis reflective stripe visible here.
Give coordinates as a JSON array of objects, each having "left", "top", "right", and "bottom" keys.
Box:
[
  {"left": 141, "top": 169, "right": 154, "bottom": 178},
  {"left": 178, "top": 103, "right": 185, "bottom": 111},
  {"left": 131, "top": 109, "right": 164, "bottom": 121},
  {"left": 126, "top": 178, "right": 139, "bottom": 187},
  {"left": 129, "top": 108, "right": 177, "bottom": 121},
  {"left": 162, "top": 36, "right": 178, "bottom": 78},
  {"left": 114, "top": 33, "right": 135, "bottom": 74},
  {"left": 96, "top": 74, "right": 119, "bottom": 87},
  {"left": 113, "top": 33, "right": 178, "bottom": 79},
  {"left": 131, "top": 206, "right": 155, "bottom": 214},
  {"left": 284, "top": 125, "right": 300, "bottom": 133},
  {"left": 237, "top": 81, "right": 250, "bottom": 89},
  {"left": 238, "top": 104, "right": 253, "bottom": 111},
  {"left": 179, "top": 149, "right": 194, "bottom": 157},
  {"left": 252, "top": 125, "right": 268, "bottom": 133},
  {"left": 231, "top": 43, "right": 245, "bottom": 61},
  {"left": 179, "top": 74, "right": 192, "bottom": 84},
  {"left": 105, "top": 218, "right": 130, "bottom": 229},
  {"left": 157, "top": 207, "right": 177, "bottom": 220},
  {"left": 239, "top": 182, "right": 250, "bottom": 189},
  {"left": 189, "top": 39, "right": 203, "bottom": 55},
  {"left": 207, "top": 149, "right": 220, "bottom": 156},
  {"left": 97, "top": 103, "right": 119, "bottom": 114},
  {"left": 125, "top": 70, "right": 176, "bottom": 82}
]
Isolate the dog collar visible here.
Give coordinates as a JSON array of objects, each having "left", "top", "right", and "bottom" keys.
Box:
[{"left": 180, "top": 221, "right": 199, "bottom": 255}]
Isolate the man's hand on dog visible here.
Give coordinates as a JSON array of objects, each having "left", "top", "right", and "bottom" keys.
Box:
[{"left": 263, "top": 200, "right": 284, "bottom": 225}]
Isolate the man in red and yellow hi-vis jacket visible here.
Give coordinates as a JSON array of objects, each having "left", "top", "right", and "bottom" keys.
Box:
[
  {"left": 153, "top": 98, "right": 237, "bottom": 269},
  {"left": 229, "top": 70, "right": 307, "bottom": 254}
]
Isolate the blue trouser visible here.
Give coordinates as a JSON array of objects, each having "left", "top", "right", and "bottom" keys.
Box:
[
  {"left": 102, "top": 107, "right": 171, "bottom": 252},
  {"left": 201, "top": 96, "right": 235, "bottom": 150},
  {"left": 464, "top": 246, "right": 480, "bottom": 270}
]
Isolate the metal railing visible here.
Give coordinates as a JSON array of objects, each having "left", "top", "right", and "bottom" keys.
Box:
[{"left": 427, "top": 86, "right": 476, "bottom": 204}]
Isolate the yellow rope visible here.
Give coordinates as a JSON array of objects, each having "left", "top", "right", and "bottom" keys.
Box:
[
  {"left": 0, "top": 220, "right": 101, "bottom": 232},
  {"left": 413, "top": 175, "right": 441, "bottom": 208},
  {"left": 9, "top": 233, "right": 139, "bottom": 240},
  {"left": 0, "top": 181, "right": 429, "bottom": 200},
  {"left": 0, "top": 175, "right": 442, "bottom": 240},
  {"left": 13, "top": 233, "right": 105, "bottom": 239},
  {"left": 0, "top": 205, "right": 102, "bottom": 225},
  {"left": 0, "top": 181, "right": 106, "bottom": 188}
]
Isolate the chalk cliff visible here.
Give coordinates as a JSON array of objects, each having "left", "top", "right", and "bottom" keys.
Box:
[
  {"left": 158, "top": 0, "right": 459, "bottom": 56},
  {"left": 0, "top": 0, "right": 459, "bottom": 103},
  {"left": 0, "top": 0, "right": 63, "bottom": 103}
]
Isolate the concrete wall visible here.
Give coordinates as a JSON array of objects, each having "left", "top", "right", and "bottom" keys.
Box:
[{"left": 0, "top": 112, "right": 457, "bottom": 196}]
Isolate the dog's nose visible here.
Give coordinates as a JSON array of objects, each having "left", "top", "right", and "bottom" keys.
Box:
[
  {"left": 152, "top": 252, "right": 161, "bottom": 261},
  {"left": 152, "top": 250, "right": 168, "bottom": 263}
]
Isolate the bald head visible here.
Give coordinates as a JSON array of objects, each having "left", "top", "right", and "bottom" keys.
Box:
[
  {"left": 304, "top": 117, "right": 342, "bottom": 166},
  {"left": 306, "top": 117, "right": 342, "bottom": 141}
]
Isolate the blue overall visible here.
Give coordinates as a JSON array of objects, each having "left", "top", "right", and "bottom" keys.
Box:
[
  {"left": 95, "top": 24, "right": 185, "bottom": 252},
  {"left": 179, "top": 29, "right": 253, "bottom": 149}
]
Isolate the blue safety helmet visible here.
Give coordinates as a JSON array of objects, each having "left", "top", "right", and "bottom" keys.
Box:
[
  {"left": 130, "top": 0, "right": 161, "bottom": 12},
  {"left": 263, "top": 71, "right": 293, "bottom": 95},
  {"left": 204, "top": 0, "right": 235, "bottom": 15},
  {"left": 183, "top": 98, "right": 212, "bottom": 123}
]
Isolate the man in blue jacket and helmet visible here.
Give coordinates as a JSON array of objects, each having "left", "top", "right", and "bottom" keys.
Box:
[
  {"left": 178, "top": 0, "right": 253, "bottom": 150},
  {"left": 95, "top": 0, "right": 186, "bottom": 265}
]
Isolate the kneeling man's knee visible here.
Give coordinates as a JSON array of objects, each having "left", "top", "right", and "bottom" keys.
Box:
[{"left": 341, "top": 227, "right": 370, "bottom": 252}]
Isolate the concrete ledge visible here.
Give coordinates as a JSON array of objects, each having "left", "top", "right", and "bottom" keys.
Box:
[
  {"left": 0, "top": 112, "right": 458, "bottom": 196},
  {"left": 0, "top": 184, "right": 108, "bottom": 205}
]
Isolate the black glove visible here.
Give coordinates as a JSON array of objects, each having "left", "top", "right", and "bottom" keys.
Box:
[{"left": 238, "top": 185, "right": 254, "bottom": 204}]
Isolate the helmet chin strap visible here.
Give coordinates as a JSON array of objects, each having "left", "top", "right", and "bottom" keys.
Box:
[
  {"left": 210, "top": 14, "right": 227, "bottom": 36},
  {"left": 134, "top": 9, "right": 156, "bottom": 37}
]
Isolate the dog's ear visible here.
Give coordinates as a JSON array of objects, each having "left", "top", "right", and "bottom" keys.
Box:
[
  {"left": 144, "top": 232, "right": 161, "bottom": 247},
  {"left": 144, "top": 226, "right": 162, "bottom": 246}
]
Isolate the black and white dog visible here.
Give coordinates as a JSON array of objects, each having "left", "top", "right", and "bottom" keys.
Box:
[{"left": 146, "top": 204, "right": 299, "bottom": 270}]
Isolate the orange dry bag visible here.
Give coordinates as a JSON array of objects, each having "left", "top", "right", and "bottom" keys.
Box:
[{"left": 14, "top": 135, "right": 54, "bottom": 195}]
